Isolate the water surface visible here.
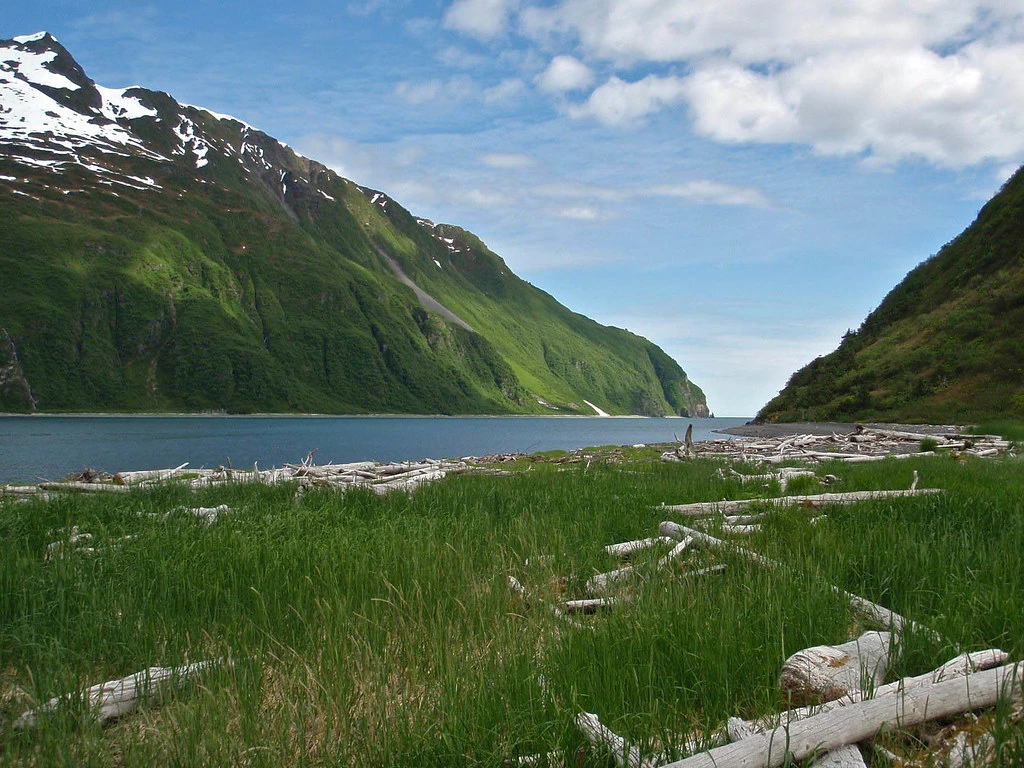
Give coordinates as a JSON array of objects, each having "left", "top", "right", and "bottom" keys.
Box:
[{"left": 0, "top": 415, "right": 750, "bottom": 483}]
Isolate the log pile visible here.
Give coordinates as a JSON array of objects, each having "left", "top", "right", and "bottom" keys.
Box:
[
  {"left": 663, "top": 425, "right": 1011, "bottom": 464},
  {"left": 509, "top": 477, "right": 1021, "bottom": 767},
  {"left": 2, "top": 457, "right": 509, "bottom": 498}
]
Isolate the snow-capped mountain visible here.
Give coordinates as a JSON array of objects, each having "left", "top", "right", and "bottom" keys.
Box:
[{"left": 0, "top": 33, "right": 708, "bottom": 417}]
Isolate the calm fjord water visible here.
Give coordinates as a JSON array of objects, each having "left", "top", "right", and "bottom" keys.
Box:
[{"left": 0, "top": 416, "right": 750, "bottom": 483}]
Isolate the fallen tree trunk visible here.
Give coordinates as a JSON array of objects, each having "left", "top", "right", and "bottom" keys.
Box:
[
  {"left": 586, "top": 565, "right": 636, "bottom": 595},
  {"left": 659, "top": 489, "right": 941, "bottom": 517},
  {"left": 660, "top": 661, "right": 1024, "bottom": 768},
  {"left": 747, "top": 649, "right": 1010, "bottom": 732},
  {"left": 777, "top": 632, "right": 891, "bottom": 705},
  {"left": 39, "top": 481, "right": 130, "bottom": 494},
  {"left": 659, "top": 521, "right": 940, "bottom": 640},
  {"left": 809, "top": 744, "right": 867, "bottom": 767},
  {"left": 114, "top": 463, "right": 189, "bottom": 485},
  {"left": 564, "top": 597, "right": 619, "bottom": 614},
  {"left": 605, "top": 536, "right": 674, "bottom": 558},
  {"left": 14, "top": 659, "right": 224, "bottom": 729},
  {"left": 576, "top": 711, "right": 656, "bottom": 768}
]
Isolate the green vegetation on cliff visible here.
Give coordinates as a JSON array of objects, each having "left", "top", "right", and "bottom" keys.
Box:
[
  {"left": 758, "top": 166, "right": 1024, "bottom": 424},
  {"left": 0, "top": 34, "right": 706, "bottom": 416}
]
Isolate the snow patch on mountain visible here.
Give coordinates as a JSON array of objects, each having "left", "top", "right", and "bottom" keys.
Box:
[
  {"left": 0, "top": 45, "right": 79, "bottom": 91},
  {"left": 12, "top": 32, "right": 49, "bottom": 45},
  {"left": 172, "top": 117, "right": 210, "bottom": 169},
  {"left": 182, "top": 103, "right": 257, "bottom": 132},
  {"left": 96, "top": 85, "right": 157, "bottom": 121},
  {"left": 1, "top": 38, "right": 168, "bottom": 186}
]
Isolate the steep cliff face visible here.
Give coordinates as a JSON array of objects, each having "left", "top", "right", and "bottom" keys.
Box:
[
  {"left": 0, "top": 33, "right": 707, "bottom": 416},
  {"left": 0, "top": 329, "right": 36, "bottom": 412},
  {"left": 758, "top": 166, "right": 1024, "bottom": 424}
]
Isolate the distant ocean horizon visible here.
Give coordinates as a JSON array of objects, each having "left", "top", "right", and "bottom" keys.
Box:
[{"left": 0, "top": 415, "right": 751, "bottom": 484}]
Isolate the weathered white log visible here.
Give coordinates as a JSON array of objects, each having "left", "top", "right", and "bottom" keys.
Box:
[
  {"left": 660, "top": 488, "right": 941, "bottom": 517},
  {"left": 724, "top": 513, "right": 770, "bottom": 525},
  {"left": 508, "top": 751, "right": 563, "bottom": 766},
  {"left": 605, "top": 536, "right": 674, "bottom": 558},
  {"left": 837, "top": 588, "right": 942, "bottom": 642},
  {"left": 682, "top": 564, "right": 728, "bottom": 580},
  {"left": 14, "top": 658, "right": 224, "bottom": 729},
  {"left": 660, "top": 521, "right": 939, "bottom": 640},
  {"left": 564, "top": 597, "right": 619, "bottom": 614},
  {"left": 969, "top": 448, "right": 1000, "bottom": 458},
  {"left": 576, "top": 711, "right": 657, "bottom": 768},
  {"left": 809, "top": 744, "right": 867, "bottom": 767},
  {"left": 2, "top": 484, "right": 46, "bottom": 495},
  {"left": 741, "top": 650, "right": 1010, "bottom": 734},
  {"left": 858, "top": 428, "right": 944, "bottom": 442},
  {"left": 778, "top": 632, "right": 891, "bottom": 705},
  {"left": 114, "top": 463, "right": 189, "bottom": 485},
  {"left": 375, "top": 461, "right": 437, "bottom": 477},
  {"left": 721, "top": 523, "right": 760, "bottom": 536},
  {"left": 660, "top": 521, "right": 779, "bottom": 569},
  {"left": 658, "top": 536, "right": 694, "bottom": 566},
  {"left": 172, "top": 504, "right": 234, "bottom": 524},
  {"left": 39, "top": 481, "right": 130, "bottom": 494},
  {"left": 721, "top": 468, "right": 818, "bottom": 491},
  {"left": 586, "top": 565, "right": 635, "bottom": 595},
  {"left": 371, "top": 469, "right": 447, "bottom": 493},
  {"left": 659, "top": 661, "right": 1024, "bottom": 768}
]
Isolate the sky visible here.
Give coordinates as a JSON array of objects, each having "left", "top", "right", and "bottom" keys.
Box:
[{"left": 4, "top": 2, "right": 1024, "bottom": 416}]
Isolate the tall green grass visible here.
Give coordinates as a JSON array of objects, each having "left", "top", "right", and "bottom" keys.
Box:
[{"left": 1, "top": 455, "right": 1022, "bottom": 764}]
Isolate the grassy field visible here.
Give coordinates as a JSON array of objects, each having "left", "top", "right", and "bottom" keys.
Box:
[{"left": 1, "top": 451, "right": 1022, "bottom": 765}]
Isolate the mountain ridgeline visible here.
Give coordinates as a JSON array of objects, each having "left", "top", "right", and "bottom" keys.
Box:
[
  {"left": 758, "top": 166, "right": 1024, "bottom": 424},
  {"left": 0, "top": 33, "right": 707, "bottom": 417}
]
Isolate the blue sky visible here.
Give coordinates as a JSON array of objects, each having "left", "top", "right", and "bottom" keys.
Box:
[{"left": 5, "top": 1, "right": 1024, "bottom": 415}]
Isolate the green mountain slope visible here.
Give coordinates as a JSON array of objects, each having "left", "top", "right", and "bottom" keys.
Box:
[
  {"left": 758, "top": 166, "right": 1024, "bottom": 424},
  {"left": 0, "top": 33, "right": 707, "bottom": 417}
]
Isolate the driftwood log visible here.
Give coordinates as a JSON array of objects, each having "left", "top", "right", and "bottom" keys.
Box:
[
  {"left": 778, "top": 631, "right": 891, "bottom": 705},
  {"left": 659, "top": 488, "right": 941, "bottom": 518},
  {"left": 14, "top": 659, "right": 224, "bottom": 729},
  {"left": 605, "top": 537, "right": 674, "bottom": 558},
  {"left": 660, "top": 661, "right": 1024, "bottom": 768},
  {"left": 576, "top": 711, "right": 656, "bottom": 768},
  {"left": 659, "top": 521, "right": 942, "bottom": 641},
  {"left": 733, "top": 649, "right": 1011, "bottom": 736},
  {"left": 809, "top": 744, "right": 867, "bottom": 767}
]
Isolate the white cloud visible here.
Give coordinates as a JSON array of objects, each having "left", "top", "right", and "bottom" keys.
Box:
[
  {"left": 521, "top": 0, "right": 988, "bottom": 66},
  {"left": 454, "top": 187, "right": 512, "bottom": 208},
  {"left": 394, "top": 77, "right": 475, "bottom": 106},
  {"left": 444, "top": 0, "right": 517, "bottom": 40},
  {"left": 438, "top": 46, "right": 488, "bottom": 68},
  {"left": 569, "top": 74, "right": 688, "bottom": 126},
  {"left": 483, "top": 78, "right": 527, "bottom": 104},
  {"left": 517, "top": 0, "right": 1024, "bottom": 167},
  {"left": 535, "top": 55, "right": 594, "bottom": 93},
  {"left": 651, "top": 181, "right": 771, "bottom": 208},
  {"left": 684, "top": 44, "right": 1024, "bottom": 167},
  {"left": 534, "top": 180, "right": 628, "bottom": 202},
  {"left": 555, "top": 205, "right": 602, "bottom": 220},
  {"left": 535, "top": 177, "right": 772, "bottom": 210},
  {"left": 482, "top": 152, "right": 537, "bottom": 169}
]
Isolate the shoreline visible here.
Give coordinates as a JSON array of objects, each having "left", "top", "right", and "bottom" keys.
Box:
[
  {"left": 719, "top": 421, "right": 965, "bottom": 438},
  {"left": 0, "top": 412, "right": 735, "bottom": 420}
]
